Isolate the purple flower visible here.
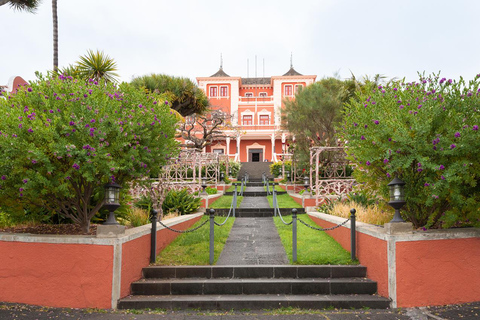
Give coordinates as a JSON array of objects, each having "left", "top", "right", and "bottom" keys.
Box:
[
  {"left": 73, "top": 163, "right": 80, "bottom": 170},
  {"left": 373, "top": 120, "right": 379, "bottom": 125},
  {"left": 90, "top": 119, "right": 95, "bottom": 123},
  {"left": 1, "top": 175, "right": 6, "bottom": 180},
  {"left": 418, "top": 105, "right": 422, "bottom": 109},
  {"left": 19, "top": 187, "right": 24, "bottom": 192},
  {"left": 424, "top": 183, "right": 430, "bottom": 187},
  {"left": 386, "top": 173, "right": 391, "bottom": 178},
  {"left": 31, "top": 160, "right": 37, "bottom": 164},
  {"left": 439, "top": 78, "right": 446, "bottom": 84},
  {"left": 432, "top": 195, "right": 439, "bottom": 199},
  {"left": 49, "top": 109, "right": 54, "bottom": 113},
  {"left": 164, "top": 101, "right": 169, "bottom": 105},
  {"left": 138, "top": 104, "right": 143, "bottom": 108},
  {"left": 23, "top": 179, "right": 28, "bottom": 183},
  {"left": 383, "top": 159, "right": 389, "bottom": 164},
  {"left": 27, "top": 87, "right": 32, "bottom": 92},
  {"left": 473, "top": 125, "right": 478, "bottom": 131},
  {"left": 441, "top": 175, "right": 445, "bottom": 180},
  {"left": 18, "top": 124, "right": 23, "bottom": 128},
  {"left": 69, "top": 121, "right": 75, "bottom": 126},
  {"left": 399, "top": 105, "right": 404, "bottom": 109},
  {"left": 417, "top": 168, "right": 423, "bottom": 172},
  {"left": 360, "top": 136, "right": 365, "bottom": 140},
  {"left": 450, "top": 144, "right": 456, "bottom": 149},
  {"left": 110, "top": 167, "right": 115, "bottom": 171},
  {"left": 364, "top": 125, "right": 368, "bottom": 128},
  {"left": 439, "top": 165, "right": 445, "bottom": 170},
  {"left": 28, "top": 128, "right": 33, "bottom": 133},
  {"left": 353, "top": 122, "right": 358, "bottom": 127},
  {"left": 366, "top": 161, "right": 371, "bottom": 166},
  {"left": 454, "top": 132, "right": 461, "bottom": 138}
]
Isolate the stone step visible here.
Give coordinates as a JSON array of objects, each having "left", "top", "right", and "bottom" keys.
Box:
[
  {"left": 117, "top": 294, "right": 391, "bottom": 310},
  {"left": 211, "top": 208, "right": 305, "bottom": 217},
  {"left": 131, "top": 278, "right": 377, "bottom": 295},
  {"left": 142, "top": 265, "right": 367, "bottom": 279},
  {"left": 224, "top": 191, "right": 287, "bottom": 196}
]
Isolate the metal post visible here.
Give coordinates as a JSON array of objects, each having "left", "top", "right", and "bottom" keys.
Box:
[
  {"left": 150, "top": 209, "right": 158, "bottom": 264},
  {"left": 273, "top": 189, "right": 277, "bottom": 216},
  {"left": 292, "top": 208, "right": 297, "bottom": 263},
  {"left": 350, "top": 208, "right": 356, "bottom": 261},
  {"left": 209, "top": 208, "right": 215, "bottom": 265},
  {"left": 233, "top": 186, "right": 237, "bottom": 218}
]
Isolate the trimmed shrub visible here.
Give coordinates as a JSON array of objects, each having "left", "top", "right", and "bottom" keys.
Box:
[{"left": 162, "top": 189, "right": 201, "bottom": 215}]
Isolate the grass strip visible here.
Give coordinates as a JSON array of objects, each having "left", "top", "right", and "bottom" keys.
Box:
[
  {"left": 155, "top": 216, "right": 235, "bottom": 265},
  {"left": 264, "top": 185, "right": 285, "bottom": 192},
  {"left": 209, "top": 195, "right": 243, "bottom": 208},
  {"left": 273, "top": 215, "right": 356, "bottom": 265},
  {"left": 267, "top": 193, "right": 302, "bottom": 208}
]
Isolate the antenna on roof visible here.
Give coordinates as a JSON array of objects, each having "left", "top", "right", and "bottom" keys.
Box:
[
  {"left": 290, "top": 52, "right": 293, "bottom": 68},
  {"left": 220, "top": 53, "right": 223, "bottom": 70},
  {"left": 263, "top": 58, "right": 265, "bottom": 77}
]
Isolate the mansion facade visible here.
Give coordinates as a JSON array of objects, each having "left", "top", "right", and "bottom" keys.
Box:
[{"left": 196, "top": 66, "right": 316, "bottom": 162}]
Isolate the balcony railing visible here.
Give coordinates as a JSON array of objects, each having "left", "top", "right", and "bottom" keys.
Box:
[
  {"left": 239, "top": 124, "right": 278, "bottom": 131},
  {"left": 239, "top": 96, "right": 274, "bottom": 103}
]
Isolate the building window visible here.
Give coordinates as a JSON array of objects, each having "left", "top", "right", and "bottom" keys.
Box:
[
  {"left": 209, "top": 86, "right": 218, "bottom": 97},
  {"left": 259, "top": 92, "right": 267, "bottom": 97},
  {"left": 243, "top": 115, "right": 253, "bottom": 125},
  {"left": 259, "top": 115, "right": 269, "bottom": 125},
  {"left": 213, "top": 149, "right": 224, "bottom": 154},
  {"left": 245, "top": 92, "right": 253, "bottom": 97},
  {"left": 284, "top": 85, "right": 293, "bottom": 96},
  {"left": 295, "top": 84, "right": 303, "bottom": 93},
  {"left": 220, "top": 86, "right": 228, "bottom": 97}
]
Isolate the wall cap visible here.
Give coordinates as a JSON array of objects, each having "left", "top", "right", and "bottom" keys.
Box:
[
  {"left": 0, "top": 212, "right": 204, "bottom": 245},
  {"left": 308, "top": 211, "right": 480, "bottom": 241}
]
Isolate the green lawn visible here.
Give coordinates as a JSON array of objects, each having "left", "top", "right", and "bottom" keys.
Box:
[
  {"left": 264, "top": 185, "right": 284, "bottom": 192},
  {"left": 273, "top": 215, "right": 356, "bottom": 265},
  {"left": 155, "top": 216, "right": 235, "bottom": 265},
  {"left": 209, "top": 195, "right": 243, "bottom": 208},
  {"left": 267, "top": 193, "right": 302, "bottom": 208}
]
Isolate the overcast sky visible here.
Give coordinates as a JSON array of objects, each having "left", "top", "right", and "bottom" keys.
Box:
[{"left": 1, "top": 0, "right": 479, "bottom": 85}]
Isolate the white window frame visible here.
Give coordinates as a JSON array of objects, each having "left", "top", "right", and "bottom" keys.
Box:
[
  {"left": 209, "top": 86, "right": 218, "bottom": 97},
  {"left": 259, "top": 92, "right": 268, "bottom": 97},
  {"left": 220, "top": 86, "right": 229, "bottom": 97},
  {"left": 245, "top": 92, "right": 253, "bottom": 97},
  {"left": 284, "top": 85, "right": 293, "bottom": 96}
]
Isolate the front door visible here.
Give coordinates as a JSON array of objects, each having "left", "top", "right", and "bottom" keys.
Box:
[{"left": 248, "top": 149, "right": 263, "bottom": 162}]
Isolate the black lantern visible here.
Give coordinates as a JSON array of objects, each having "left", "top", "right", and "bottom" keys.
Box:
[
  {"left": 303, "top": 176, "right": 309, "bottom": 191},
  {"left": 201, "top": 177, "right": 207, "bottom": 193},
  {"left": 287, "top": 171, "right": 291, "bottom": 181},
  {"left": 220, "top": 172, "right": 225, "bottom": 181},
  {"left": 228, "top": 167, "right": 232, "bottom": 175},
  {"left": 387, "top": 177, "right": 406, "bottom": 222},
  {"left": 103, "top": 182, "right": 121, "bottom": 225}
]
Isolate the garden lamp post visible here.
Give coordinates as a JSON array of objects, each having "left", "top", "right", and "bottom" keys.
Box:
[
  {"left": 303, "top": 176, "right": 309, "bottom": 192},
  {"left": 201, "top": 177, "right": 207, "bottom": 195},
  {"left": 387, "top": 177, "right": 406, "bottom": 223},
  {"left": 228, "top": 167, "right": 232, "bottom": 177},
  {"left": 103, "top": 182, "right": 121, "bottom": 225},
  {"left": 220, "top": 172, "right": 225, "bottom": 182},
  {"left": 287, "top": 171, "right": 291, "bottom": 181}
]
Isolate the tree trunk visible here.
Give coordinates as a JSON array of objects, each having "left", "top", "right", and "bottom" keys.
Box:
[
  {"left": 80, "top": 219, "right": 91, "bottom": 234},
  {"left": 52, "top": 0, "right": 58, "bottom": 71}
]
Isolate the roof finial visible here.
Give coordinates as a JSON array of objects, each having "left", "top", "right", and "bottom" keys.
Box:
[
  {"left": 220, "top": 53, "right": 223, "bottom": 70},
  {"left": 290, "top": 52, "right": 293, "bottom": 68}
]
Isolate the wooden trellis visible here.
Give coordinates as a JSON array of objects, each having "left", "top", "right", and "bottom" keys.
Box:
[{"left": 309, "top": 147, "right": 355, "bottom": 206}]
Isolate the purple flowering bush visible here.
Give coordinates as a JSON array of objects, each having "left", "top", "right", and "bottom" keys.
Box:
[
  {"left": 0, "top": 74, "right": 179, "bottom": 232},
  {"left": 340, "top": 74, "right": 480, "bottom": 228}
]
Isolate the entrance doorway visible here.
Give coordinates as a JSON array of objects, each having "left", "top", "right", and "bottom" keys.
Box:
[{"left": 248, "top": 149, "right": 263, "bottom": 162}]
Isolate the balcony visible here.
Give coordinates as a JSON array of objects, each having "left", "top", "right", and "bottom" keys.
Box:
[{"left": 239, "top": 124, "right": 278, "bottom": 131}]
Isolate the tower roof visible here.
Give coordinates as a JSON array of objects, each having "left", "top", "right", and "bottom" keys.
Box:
[
  {"left": 282, "top": 67, "right": 303, "bottom": 76},
  {"left": 210, "top": 67, "right": 230, "bottom": 77}
]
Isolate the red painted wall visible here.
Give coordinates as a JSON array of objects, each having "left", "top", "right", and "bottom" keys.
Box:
[
  {"left": 308, "top": 215, "right": 389, "bottom": 298},
  {"left": 0, "top": 242, "right": 113, "bottom": 308},
  {"left": 120, "top": 216, "right": 202, "bottom": 298},
  {"left": 395, "top": 238, "right": 480, "bottom": 307}
]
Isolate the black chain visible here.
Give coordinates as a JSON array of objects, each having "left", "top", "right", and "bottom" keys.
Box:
[
  {"left": 157, "top": 218, "right": 208, "bottom": 233},
  {"left": 297, "top": 218, "right": 350, "bottom": 231}
]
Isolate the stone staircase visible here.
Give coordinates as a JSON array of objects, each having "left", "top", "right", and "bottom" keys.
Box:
[
  {"left": 237, "top": 162, "right": 273, "bottom": 181},
  {"left": 117, "top": 265, "right": 390, "bottom": 310}
]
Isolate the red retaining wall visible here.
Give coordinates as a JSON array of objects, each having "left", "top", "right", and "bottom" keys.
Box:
[
  {"left": 308, "top": 212, "right": 480, "bottom": 308},
  {"left": 0, "top": 213, "right": 203, "bottom": 309}
]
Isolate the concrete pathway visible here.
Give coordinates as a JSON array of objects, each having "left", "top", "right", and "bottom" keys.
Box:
[{"left": 216, "top": 217, "right": 289, "bottom": 265}]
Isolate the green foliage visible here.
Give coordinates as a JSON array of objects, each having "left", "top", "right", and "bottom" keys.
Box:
[
  {"left": 130, "top": 73, "right": 209, "bottom": 117},
  {"left": 270, "top": 161, "right": 292, "bottom": 177},
  {"left": 0, "top": 74, "right": 179, "bottom": 231},
  {"left": 162, "top": 189, "right": 201, "bottom": 215},
  {"left": 75, "top": 50, "right": 120, "bottom": 83},
  {"left": 340, "top": 74, "right": 480, "bottom": 228},
  {"left": 208, "top": 195, "right": 243, "bottom": 209},
  {"left": 267, "top": 193, "right": 302, "bottom": 208},
  {"left": 282, "top": 78, "right": 348, "bottom": 166},
  {"left": 4, "top": 0, "right": 41, "bottom": 12},
  {"left": 220, "top": 161, "right": 241, "bottom": 179},
  {"left": 346, "top": 188, "right": 379, "bottom": 208}
]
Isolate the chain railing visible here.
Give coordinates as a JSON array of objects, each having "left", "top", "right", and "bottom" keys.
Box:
[
  {"left": 272, "top": 200, "right": 357, "bottom": 262},
  {"left": 149, "top": 189, "right": 238, "bottom": 264}
]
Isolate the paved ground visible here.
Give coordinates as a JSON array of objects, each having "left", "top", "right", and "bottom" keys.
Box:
[
  {"left": 216, "top": 217, "right": 289, "bottom": 265},
  {"left": 1, "top": 301, "right": 479, "bottom": 319}
]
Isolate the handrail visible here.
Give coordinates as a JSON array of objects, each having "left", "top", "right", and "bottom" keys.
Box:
[{"left": 273, "top": 189, "right": 292, "bottom": 225}]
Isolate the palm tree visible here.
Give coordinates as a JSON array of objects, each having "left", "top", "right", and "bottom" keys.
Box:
[
  {"left": 75, "top": 49, "right": 120, "bottom": 83},
  {"left": 0, "top": 0, "right": 41, "bottom": 12}
]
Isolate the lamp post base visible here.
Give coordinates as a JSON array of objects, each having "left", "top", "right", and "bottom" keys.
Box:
[
  {"left": 385, "top": 222, "right": 413, "bottom": 235},
  {"left": 96, "top": 225, "right": 126, "bottom": 238}
]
